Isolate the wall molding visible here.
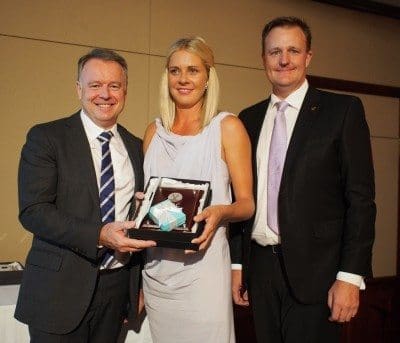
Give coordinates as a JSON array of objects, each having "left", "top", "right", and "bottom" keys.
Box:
[
  {"left": 313, "top": 0, "right": 400, "bottom": 20},
  {"left": 341, "top": 276, "right": 400, "bottom": 342},
  {"left": 233, "top": 276, "right": 400, "bottom": 342},
  {"left": 308, "top": 75, "right": 400, "bottom": 98}
]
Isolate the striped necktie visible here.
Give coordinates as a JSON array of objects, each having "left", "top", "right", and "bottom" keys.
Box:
[{"left": 97, "top": 131, "right": 115, "bottom": 268}]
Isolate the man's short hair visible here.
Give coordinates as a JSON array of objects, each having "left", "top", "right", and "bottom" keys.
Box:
[
  {"left": 77, "top": 48, "right": 128, "bottom": 82},
  {"left": 261, "top": 16, "right": 312, "bottom": 55}
]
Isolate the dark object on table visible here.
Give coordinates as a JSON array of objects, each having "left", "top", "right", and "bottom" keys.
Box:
[{"left": 0, "top": 261, "right": 24, "bottom": 285}]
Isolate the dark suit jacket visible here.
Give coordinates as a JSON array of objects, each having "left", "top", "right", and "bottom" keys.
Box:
[
  {"left": 230, "top": 87, "right": 376, "bottom": 304},
  {"left": 15, "top": 112, "right": 144, "bottom": 334}
]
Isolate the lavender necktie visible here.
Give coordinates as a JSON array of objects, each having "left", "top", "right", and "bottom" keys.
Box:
[{"left": 267, "top": 101, "right": 289, "bottom": 234}]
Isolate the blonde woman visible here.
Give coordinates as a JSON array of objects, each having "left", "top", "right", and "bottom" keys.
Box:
[{"left": 142, "top": 37, "right": 254, "bottom": 342}]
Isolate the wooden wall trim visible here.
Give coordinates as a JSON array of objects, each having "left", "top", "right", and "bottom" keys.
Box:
[
  {"left": 308, "top": 75, "right": 400, "bottom": 98},
  {"left": 341, "top": 276, "right": 400, "bottom": 342},
  {"left": 312, "top": 0, "right": 400, "bottom": 20},
  {"left": 233, "top": 276, "right": 400, "bottom": 342},
  {"left": 365, "top": 275, "right": 399, "bottom": 285}
]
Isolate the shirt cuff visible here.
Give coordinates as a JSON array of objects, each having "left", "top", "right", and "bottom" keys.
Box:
[
  {"left": 231, "top": 264, "right": 242, "bottom": 270},
  {"left": 336, "top": 271, "right": 366, "bottom": 290}
]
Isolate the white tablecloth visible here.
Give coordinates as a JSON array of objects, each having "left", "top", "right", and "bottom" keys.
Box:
[
  {"left": 0, "top": 284, "right": 152, "bottom": 343},
  {"left": 0, "top": 285, "right": 29, "bottom": 343}
]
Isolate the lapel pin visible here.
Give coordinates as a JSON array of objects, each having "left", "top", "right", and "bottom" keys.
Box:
[{"left": 311, "top": 106, "right": 318, "bottom": 111}]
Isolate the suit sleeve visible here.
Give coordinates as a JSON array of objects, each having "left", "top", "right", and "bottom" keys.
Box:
[
  {"left": 339, "top": 96, "right": 376, "bottom": 276},
  {"left": 18, "top": 125, "right": 100, "bottom": 261},
  {"left": 229, "top": 222, "right": 243, "bottom": 264},
  {"left": 228, "top": 110, "right": 248, "bottom": 265}
]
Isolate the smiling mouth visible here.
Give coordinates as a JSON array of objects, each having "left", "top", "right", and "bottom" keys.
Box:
[
  {"left": 276, "top": 68, "right": 295, "bottom": 72},
  {"left": 96, "top": 104, "right": 114, "bottom": 108},
  {"left": 177, "top": 88, "right": 193, "bottom": 94}
]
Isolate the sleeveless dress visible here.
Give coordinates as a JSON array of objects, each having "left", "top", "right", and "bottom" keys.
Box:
[{"left": 142, "top": 112, "right": 235, "bottom": 343}]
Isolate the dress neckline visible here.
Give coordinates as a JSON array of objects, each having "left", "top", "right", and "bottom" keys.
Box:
[{"left": 156, "top": 118, "right": 205, "bottom": 141}]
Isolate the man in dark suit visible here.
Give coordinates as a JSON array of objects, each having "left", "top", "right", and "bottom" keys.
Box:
[
  {"left": 230, "top": 17, "right": 375, "bottom": 342},
  {"left": 15, "top": 48, "right": 156, "bottom": 342}
]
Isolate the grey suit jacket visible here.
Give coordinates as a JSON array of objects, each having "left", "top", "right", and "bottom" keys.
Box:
[{"left": 15, "top": 112, "right": 144, "bottom": 333}]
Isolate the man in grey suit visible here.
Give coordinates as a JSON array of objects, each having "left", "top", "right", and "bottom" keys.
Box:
[
  {"left": 15, "top": 48, "right": 156, "bottom": 342},
  {"left": 230, "top": 17, "right": 375, "bottom": 342}
]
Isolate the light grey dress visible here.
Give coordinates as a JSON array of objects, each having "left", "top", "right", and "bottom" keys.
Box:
[{"left": 143, "top": 112, "right": 235, "bottom": 343}]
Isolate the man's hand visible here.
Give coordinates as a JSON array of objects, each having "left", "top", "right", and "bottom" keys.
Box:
[
  {"left": 99, "top": 221, "right": 156, "bottom": 252},
  {"left": 138, "top": 288, "right": 145, "bottom": 315},
  {"left": 328, "top": 280, "right": 360, "bottom": 322},
  {"left": 134, "top": 191, "right": 145, "bottom": 213},
  {"left": 232, "top": 269, "right": 249, "bottom": 306}
]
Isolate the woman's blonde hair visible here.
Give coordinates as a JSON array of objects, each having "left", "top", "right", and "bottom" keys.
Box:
[{"left": 160, "top": 36, "right": 220, "bottom": 131}]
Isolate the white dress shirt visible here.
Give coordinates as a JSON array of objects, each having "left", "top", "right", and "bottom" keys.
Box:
[
  {"left": 80, "top": 110, "right": 135, "bottom": 267},
  {"left": 252, "top": 80, "right": 308, "bottom": 245},
  {"left": 233, "top": 80, "right": 364, "bottom": 289}
]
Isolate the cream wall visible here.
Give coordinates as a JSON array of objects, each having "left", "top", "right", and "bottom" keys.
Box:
[{"left": 1, "top": 0, "right": 399, "bottom": 277}]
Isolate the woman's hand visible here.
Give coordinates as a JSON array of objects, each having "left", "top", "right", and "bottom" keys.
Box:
[{"left": 188, "top": 205, "right": 227, "bottom": 252}]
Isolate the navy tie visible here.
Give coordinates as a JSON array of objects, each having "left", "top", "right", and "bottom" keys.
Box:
[{"left": 97, "top": 131, "right": 115, "bottom": 268}]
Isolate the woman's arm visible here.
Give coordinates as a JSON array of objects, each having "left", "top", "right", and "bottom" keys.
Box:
[
  {"left": 221, "top": 114, "right": 255, "bottom": 222},
  {"left": 191, "top": 114, "right": 255, "bottom": 250}
]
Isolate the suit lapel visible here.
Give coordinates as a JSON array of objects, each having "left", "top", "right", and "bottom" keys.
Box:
[
  {"left": 246, "top": 98, "right": 270, "bottom": 199},
  {"left": 65, "top": 112, "right": 100, "bottom": 207},
  {"left": 281, "top": 87, "right": 321, "bottom": 192},
  {"left": 248, "top": 98, "right": 270, "bottom": 153}
]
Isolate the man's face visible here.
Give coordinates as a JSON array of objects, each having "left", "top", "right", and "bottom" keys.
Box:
[
  {"left": 262, "top": 26, "right": 312, "bottom": 98},
  {"left": 76, "top": 58, "right": 127, "bottom": 129}
]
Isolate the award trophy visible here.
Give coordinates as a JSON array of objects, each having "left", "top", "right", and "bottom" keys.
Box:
[{"left": 129, "top": 177, "right": 211, "bottom": 250}]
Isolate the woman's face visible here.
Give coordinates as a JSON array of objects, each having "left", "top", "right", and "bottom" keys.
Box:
[{"left": 167, "top": 49, "right": 208, "bottom": 111}]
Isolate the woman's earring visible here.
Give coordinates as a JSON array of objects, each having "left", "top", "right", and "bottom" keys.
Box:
[{"left": 205, "top": 82, "right": 208, "bottom": 90}]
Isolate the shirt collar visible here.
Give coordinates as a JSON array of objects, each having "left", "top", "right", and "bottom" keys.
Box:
[
  {"left": 270, "top": 79, "right": 309, "bottom": 111},
  {"left": 80, "top": 110, "right": 118, "bottom": 143}
]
